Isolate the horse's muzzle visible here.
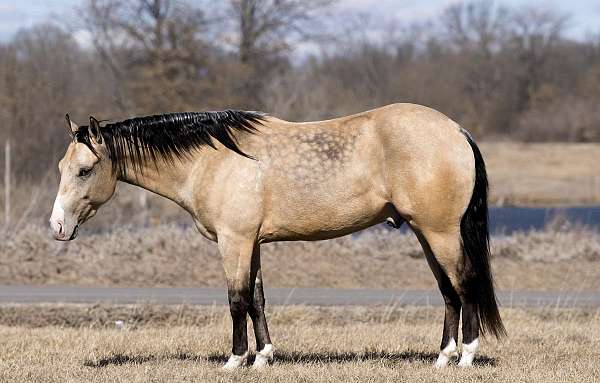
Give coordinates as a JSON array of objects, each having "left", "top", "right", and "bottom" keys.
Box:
[
  {"left": 49, "top": 215, "right": 79, "bottom": 241},
  {"left": 50, "top": 221, "right": 79, "bottom": 241}
]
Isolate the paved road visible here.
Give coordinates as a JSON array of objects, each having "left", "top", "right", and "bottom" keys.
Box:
[{"left": 0, "top": 285, "right": 598, "bottom": 307}]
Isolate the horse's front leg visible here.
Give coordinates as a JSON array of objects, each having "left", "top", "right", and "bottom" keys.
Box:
[
  {"left": 248, "top": 245, "right": 273, "bottom": 369},
  {"left": 219, "top": 236, "right": 256, "bottom": 370}
]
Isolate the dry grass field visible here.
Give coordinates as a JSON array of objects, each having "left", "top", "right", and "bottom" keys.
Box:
[
  {"left": 1, "top": 223, "right": 599, "bottom": 292},
  {"left": 0, "top": 304, "right": 598, "bottom": 382},
  {"left": 480, "top": 142, "right": 600, "bottom": 206}
]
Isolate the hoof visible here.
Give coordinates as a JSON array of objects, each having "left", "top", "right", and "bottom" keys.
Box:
[
  {"left": 252, "top": 344, "right": 274, "bottom": 369},
  {"left": 458, "top": 338, "right": 479, "bottom": 367},
  {"left": 434, "top": 338, "right": 458, "bottom": 368},
  {"left": 222, "top": 351, "right": 248, "bottom": 370}
]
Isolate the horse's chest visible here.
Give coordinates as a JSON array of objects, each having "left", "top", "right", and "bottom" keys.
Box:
[{"left": 193, "top": 218, "right": 217, "bottom": 242}]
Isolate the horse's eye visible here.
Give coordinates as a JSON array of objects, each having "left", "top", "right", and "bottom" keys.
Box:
[{"left": 78, "top": 168, "right": 92, "bottom": 177}]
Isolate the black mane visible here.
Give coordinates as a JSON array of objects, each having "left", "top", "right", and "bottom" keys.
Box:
[{"left": 76, "top": 110, "right": 265, "bottom": 176}]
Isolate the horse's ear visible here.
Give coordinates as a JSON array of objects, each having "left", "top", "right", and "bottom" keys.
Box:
[
  {"left": 65, "top": 113, "right": 78, "bottom": 136},
  {"left": 89, "top": 116, "right": 103, "bottom": 144}
]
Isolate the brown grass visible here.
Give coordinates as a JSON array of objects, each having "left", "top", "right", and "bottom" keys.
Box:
[
  {"left": 1, "top": 224, "right": 599, "bottom": 291},
  {"left": 0, "top": 304, "right": 599, "bottom": 382},
  {"left": 480, "top": 142, "right": 600, "bottom": 206}
]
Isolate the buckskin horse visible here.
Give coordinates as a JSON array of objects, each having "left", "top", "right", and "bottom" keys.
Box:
[{"left": 50, "top": 103, "right": 505, "bottom": 369}]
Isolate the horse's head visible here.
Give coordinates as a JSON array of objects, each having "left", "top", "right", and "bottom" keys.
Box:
[{"left": 49, "top": 115, "right": 117, "bottom": 241}]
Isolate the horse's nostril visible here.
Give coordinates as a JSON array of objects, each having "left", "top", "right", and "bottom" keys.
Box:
[{"left": 57, "top": 222, "right": 64, "bottom": 236}]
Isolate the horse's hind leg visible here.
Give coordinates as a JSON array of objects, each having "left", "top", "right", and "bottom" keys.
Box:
[
  {"left": 248, "top": 245, "right": 273, "bottom": 369},
  {"left": 413, "top": 228, "right": 464, "bottom": 368},
  {"left": 457, "top": 263, "right": 480, "bottom": 367}
]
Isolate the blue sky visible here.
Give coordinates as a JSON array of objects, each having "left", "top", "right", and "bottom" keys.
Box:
[{"left": 1, "top": 0, "right": 599, "bottom": 43}]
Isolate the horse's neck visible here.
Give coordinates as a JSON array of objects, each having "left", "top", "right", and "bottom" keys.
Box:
[{"left": 117, "top": 157, "right": 193, "bottom": 208}]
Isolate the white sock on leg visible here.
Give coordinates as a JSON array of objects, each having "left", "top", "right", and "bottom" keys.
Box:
[
  {"left": 435, "top": 338, "right": 458, "bottom": 368},
  {"left": 458, "top": 338, "right": 479, "bottom": 367},
  {"left": 222, "top": 351, "right": 249, "bottom": 370},
  {"left": 252, "top": 344, "right": 274, "bottom": 369}
]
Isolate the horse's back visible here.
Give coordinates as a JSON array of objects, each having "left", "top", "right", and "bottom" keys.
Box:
[{"left": 253, "top": 103, "right": 475, "bottom": 242}]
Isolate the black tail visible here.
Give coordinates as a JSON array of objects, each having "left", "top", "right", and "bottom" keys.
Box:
[{"left": 460, "top": 130, "right": 506, "bottom": 339}]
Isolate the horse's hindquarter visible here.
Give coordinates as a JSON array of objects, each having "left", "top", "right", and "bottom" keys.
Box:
[
  {"left": 256, "top": 104, "right": 475, "bottom": 242},
  {"left": 377, "top": 104, "right": 475, "bottom": 232}
]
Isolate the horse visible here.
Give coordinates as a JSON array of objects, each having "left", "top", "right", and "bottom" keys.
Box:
[{"left": 50, "top": 103, "right": 505, "bottom": 369}]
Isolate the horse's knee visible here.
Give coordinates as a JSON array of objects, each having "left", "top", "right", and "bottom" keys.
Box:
[{"left": 228, "top": 288, "right": 251, "bottom": 317}]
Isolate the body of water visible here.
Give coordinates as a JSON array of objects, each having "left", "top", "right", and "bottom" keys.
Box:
[
  {"left": 383, "top": 206, "right": 600, "bottom": 235},
  {"left": 489, "top": 205, "right": 600, "bottom": 234}
]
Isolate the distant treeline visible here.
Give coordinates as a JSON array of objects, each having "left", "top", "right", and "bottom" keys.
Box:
[{"left": 1, "top": 0, "right": 600, "bottom": 180}]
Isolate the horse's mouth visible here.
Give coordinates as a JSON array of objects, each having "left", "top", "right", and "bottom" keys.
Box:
[{"left": 68, "top": 224, "right": 80, "bottom": 241}]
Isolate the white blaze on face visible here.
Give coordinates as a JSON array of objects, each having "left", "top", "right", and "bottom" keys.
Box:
[
  {"left": 458, "top": 338, "right": 479, "bottom": 367},
  {"left": 435, "top": 338, "right": 458, "bottom": 368},
  {"left": 49, "top": 197, "right": 66, "bottom": 237}
]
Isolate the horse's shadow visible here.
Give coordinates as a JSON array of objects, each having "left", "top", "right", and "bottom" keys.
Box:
[{"left": 84, "top": 350, "right": 496, "bottom": 368}]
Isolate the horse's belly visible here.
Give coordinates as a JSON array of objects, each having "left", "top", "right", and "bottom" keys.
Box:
[
  {"left": 263, "top": 216, "right": 385, "bottom": 242},
  {"left": 260, "top": 186, "right": 395, "bottom": 242}
]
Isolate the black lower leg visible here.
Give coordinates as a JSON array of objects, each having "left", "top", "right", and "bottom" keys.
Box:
[
  {"left": 228, "top": 288, "right": 251, "bottom": 356},
  {"left": 248, "top": 247, "right": 272, "bottom": 351},
  {"left": 249, "top": 270, "right": 271, "bottom": 351},
  {"left": 461, "top": 297, "right": 480, "bottom": 344},
  {"left": 440, "top": 280, "right": 461, "bottom": 349}
]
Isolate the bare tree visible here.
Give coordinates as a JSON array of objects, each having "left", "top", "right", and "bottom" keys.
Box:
[
  {"left": 443, "top": 0, "right": 509, "bottom": 54},
  {"left": 0, "top": 25, "right": 89, "bottom": 171},
  {"left": 440, "top": 1, "right": 512, "bottom": 135},
  {"left": 232, "top": 0, "right": 332, "bottom": 63},
  {"left": 508, "top": 7, "right": 569, "bottom": 113},
  {"left": 229, "top": 0, "right": 334, "bottom": 106},
  {"left": 82, "top": 0, "right": 212, "bottom": 113}
]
